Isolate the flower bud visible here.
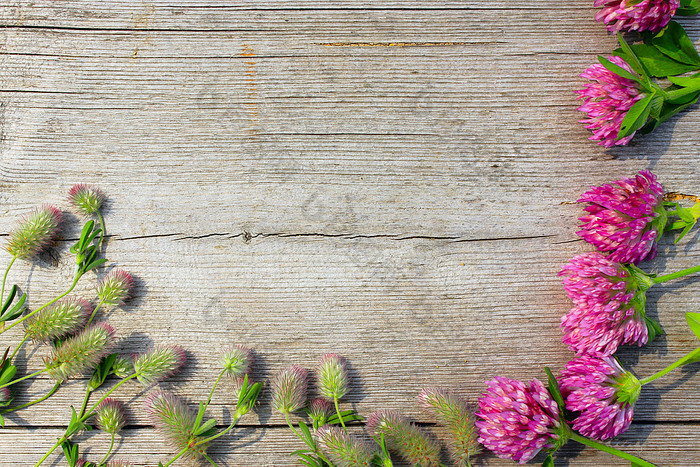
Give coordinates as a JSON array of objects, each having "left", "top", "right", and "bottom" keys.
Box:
[
  {"left": 45, "top": 322, "right": 115, "bottom": 381},
  {"left": 24, "top": 297, "right": 91, "bottom": 342},
  {"left": 6, "top": 204, "right": 62, "bottom": 259},
  {"left": 271, "top": 365, "right": 308, "bottom": 414},
  {"left": 97, "top": 269, "right": 134, "bottom": 307},
  {"left": 317, "top": 353, "right": 349, "bottom": 401},
  {"left": 96, "top": 398, "right": 127, "bottom": 434},
  {"left": 133, "top": 345, "right": 186, "bottom": 385},
  {"left": 68, "top": 183, "right": 106, "bottom": 217},
  {"left": 307, "top": 397, "right": 332, "bottom": 427},
  {"left": 221, "top": 344, "right": 253, "bottom": 379}
]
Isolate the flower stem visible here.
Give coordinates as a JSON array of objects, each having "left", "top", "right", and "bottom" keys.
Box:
[
  {"left": 78, "top": 387, "right": 91, "bottom": 418},
  {"left": 202, "top": 452, "right": 219, "bottom": 466},
  {"left": 0, "top": 381, "right": 60, "bottom": 414},
  {"left": 9, "top": 334, "right": 30, "bottom": 362},
  {"left": 284, "top": 412, "right": 333, "bottom": 466},
  {"left": 86, "top": 299, "right": 105, "bottom": 327},
  {"left": 333, "top": 396, "right": 346, "bottom": 430},
  {"left": 639, "top": 346, "right": 700, "bottom": 385},
  {"left": 1, "top": 256, "right": 17, "bottom": 306},
  {"left": 570, "top": 432, "right": 656, "bottom": 466},
  {"left": 1, "top": 272, "right": 83, "bottom": 336},
  {"left": 160, "top": 447, "right": 189, "bottom": 467},
  {"left": 99, "top": 433, "right": 115, "bottom": 466},
  {"left": 653, "top": 264, "right": 700, "bottom": 284},
  {"left": 202, "top": 368, "right": 226, "bottom": 413},
  {"left": 97, "top": 211, "right": 106, "bottom": 249},
  {"left": 0, "top": 367, "right": 49, "bottom": 389},
  {"left": 196, "top": 414, "right": 241, "bottom": 446}
]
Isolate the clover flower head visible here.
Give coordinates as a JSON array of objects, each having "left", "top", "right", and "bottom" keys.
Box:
[
  {"left": 271, "top": 365, "right": 308, "bottom": 414},
  {"left": 144, "top": 390, "right": 208, "bottom": 463},
  {"left": 24, "top": 297, "right": 91, "bottom": 342},
  {"left": 221, "top": 344, "right": 253, "bottom": 379},
  {"left": 559, "top": 252, "right": 649, "bottom": 356},
  {"left": 97, "top": 269, "right": 134, "bottom": 307},
  {"left": 595, "top": 0, "right": 680, "bottom": 33},
  {"left": 68, "top": 183, "right": 106, "bottom": 217},
  {"left": 112, "top": 354, "right": 135, "bottom": 378},
  {"left": 476, "top": 376, "right": 562, "bottom": 464},
  {"left": 317, "top": 425, "right": 377, "bottom": 467},
  {"left": 308, "top": 397, "right": 333, "bottom": 426},
  {"left": 317, "top": 353, "right": 349, "bottom": 401},
  {"left": 45, "top": 322, "right": 115, "bottom": 382},
  {"left": 6, "top": 204, "right": 62, "bottom": 259},
  {"left": 133, "top": 345, "right": 186, "bottom": 386},
  {"left": 559, "top": 355, "right": 640, "bottom": 440},
  {"left": 418, "top": 387, "right": 481, "bottom": 465},
  {"left": 96, "top": 398, "right": 127, "bottom": 434},
  {"left": 577, "top": 55, "right": 643, "bottom": 148},
  {"left": 366, "top": 409, "right": 441, "bottom": 467},
  {"left": 577, "top": 170, "right": 666, "bottom": 264}
]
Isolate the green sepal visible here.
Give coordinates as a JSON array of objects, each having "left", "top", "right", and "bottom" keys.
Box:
[
  {"left": 686, "top": 312, "right": 700, "bottom": 341},
  {"left": 645, "top": 315, "right": 664, "bottom": 343},
  {"left": 544, "top": 367, "right": 565, "bottom": 412},
  {"left": 193, "top": 417, "right": 217, "bottom": 436},
  {"left": 87, "top": 353, "right": 117, "bottom": 392},
  {"left": 66, "top": 406, "right": 91, "bottom": 436},
  {"left": 598, "top": 55, "right": 642, "bottom": 83},
  {"left": 618, "top": 93, "right": 654, "bottom": 139}
]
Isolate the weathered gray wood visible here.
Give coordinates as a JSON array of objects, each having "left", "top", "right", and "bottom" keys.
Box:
[{"left": 1, "top": 1, "right": 700, "bottom": 466}]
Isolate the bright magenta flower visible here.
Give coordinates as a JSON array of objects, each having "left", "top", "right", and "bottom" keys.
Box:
[{"left": 594, "top": 0, "right": 680, "bottom": 33}]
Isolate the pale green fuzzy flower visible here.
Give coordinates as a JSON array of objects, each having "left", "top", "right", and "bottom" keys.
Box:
[
  {"left": 367, "top": 410, "right": 440, "bottom": 467},
  {"left": 271, "top": 365, "right": 308, "bottom": 414},
  {"left": 97, "top": 269, "right": 134, "bottom": 307},
  {"left": 6, "top": 205, "right": 62, "bottom": 259},
  {"left": 112, "top": 354, "right": 134, "bottom": 378},
  {"left": 133, "top": 345, "right": 186, "bottom": 385},
  {"left": 45, "top": 323, "right": 115, "bottom": 382},
  {"left": 96, "top": 398, "right": 127, "bottom": 434},
  {"left": 317, "top": 425, "right": 377, "bottom": 467},
  {"left": 68, "top": 183, "right": 106, "bottom": 217},
  {"left": 221, "top": 344, "right": 253, "bottom": 378},
  {"left": 24, "top": 297, "right": 91, "bottom": 342},
  {"left": 307, "top": 397, "right": 333, "bottom": 428},
  {"left": 317, "top": 353, "right": 349, "bottom": 401}
]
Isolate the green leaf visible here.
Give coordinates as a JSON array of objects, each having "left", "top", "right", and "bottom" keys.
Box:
[
  {"left": 193, "top": 401, "right": 206, "bottom": 432},
  {"left": 82, "top": 258, "right": 108, "bottom": 274},
  {"left": 677, "top": 0, "right": 700, "bottom": 15},
  {"left": 193, "top": 417, "right": 217, "bottom": 436},
  {"left": 0, "top": 285, "right": 18, "bottom": 315},
  {"left": 618, "top": 93, "right": 654, "bottom": 139},
  {"left": 298, "top": 420, "right": 314, "bottom": 445},
  {"left": 617, "top": 44, "right": 700, "bottom": 77},
  {"left": 290, "top": 449, "right": 315, "bottom": 457},
  {"left": 686, "top": 312, "right": 700, "bottom": 341},
  {"left": 1, "top": 293, "right": 26, "bottom": 322},
  {"left": 61, "top": 440, "right": 80, "bottom": 467},
  {"left": 77, "top": 220, "right": 95, "bottom": 252},
  {"left": 650, "top": 21, "right": 700, "bottom": 66},
  {"left": 544, "top": 367, "right": 565, "bottom": 411},
  {"left": 87, "top": 353, "right": 117, "bottom": 392},
  {"left": 598, "top": 55, "right": 641, "bottom": 83},
  {"left": 543, "top": 454, "right": 554, "bottom": 467},
  {"left": 617, "top": 34, "right": 648, "bottom": 78},
  {"left": 0, "top": 364, "right": 17, "bottom": 386}
]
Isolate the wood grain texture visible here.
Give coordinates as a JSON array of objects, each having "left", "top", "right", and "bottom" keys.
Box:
[{"left": 1, "top": 1, "right": 699, "bottom": 466}]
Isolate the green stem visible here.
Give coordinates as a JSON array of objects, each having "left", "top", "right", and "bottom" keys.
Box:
[
  {"left": 570, "top": 432, "right": 657, "bottom": 466},
  {"left": 284, "top": 412, "right": 333, "bottom": 466},
  {"left": 334, "top": 396, "right": 346, "bottom": 430},
  {"left": 202, "top": 452, "right": 219, "bottom": 466},
  {"left": 1, "top": 272, "right": 82, "bottom": 335},
  {"left": 33, "top": 439, "right": 63, "bottom": 467},
  {"left": 0, "top": 381, "right": 60, "bottom": 414},
  {"left": 99, "top": 433, "right": 115, "bottom": 466},
  {"left": 1, "top": 256, "right": 17, "bottom": 306},
  {"left": 160, "top": 447, "right": 189, "bottom": 467},
  {"left": 0, "top": 367, "right": 49, "bottom": 389},
  {"left": 78, "top": 387, "right": 91, "bottom": 418},
  {"left": 195, "top": 414, "right": 241, "bottom": 446},
  {"left": 9, "top": 334, "right": 30, "bottom": 362},
  {"left": 653, "top": 264, "right": 700, "bottom": 284},
  {"left": 639, "top": 346, "right": 700, "bottom": 385},
  {"left": 202, "top": 368, "right": 226, "bottom": 413},
  {"left": 97, "top": 211, "right": 106, "bottom": 249},
  {"left": 86, "top": 299, "right": 105, "bottom": 327}
]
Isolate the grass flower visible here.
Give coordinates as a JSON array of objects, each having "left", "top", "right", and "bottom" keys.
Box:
[
  {"left": 221, "top": 344, "right": 253, "bottom": 379},
  {"left": 418, "top": 387, "right": 481, "bottom": 465},
  {"left": 577, "top": 56, "right": 643, "bottom": 148},
  {"left": 68, "top": 183, "right": 106, "bottom": 217},
  {"left": 45, "top": 323, "right": 115, "bottom": 381},
  {"left": 144, "top": 390, "right": 208, "bottom": 463},
  {"left": 594, "top": 0, "right": 680, "bottom": 33},
  {"left": 317, "top": 353, "right": 349, "bottom": 401},
  {"left": 577, "top": 170, "right": 666, "bottom": 263},
  {"left": 6, "top": 204, "right": 62, "bottom": 259},
  {"left": 95, "top": 398, "right": 127, "bottom": 434},
  {"left": 317, "top": 425, "right": 377, "bottom": 467},
  {"left": 133, "top": 345, "right": 186, "bottom": 385},
  {"left": 97, "top": 269, "right": 134, "bottom": 307},
  {"left": 476, "top": 377, "right": 563, "bottom": 464},
  {"left": 23, "top": 297, "right": 91, "bottom": 342},
  {"left": 271, "top": 365, "right": 308, "bottom": 414},
  {"left": 559, "top": 356, "right": 639, "bottom": 440},
  {"left": 366, "top": 409, "right": 440, "bottom": 467}
]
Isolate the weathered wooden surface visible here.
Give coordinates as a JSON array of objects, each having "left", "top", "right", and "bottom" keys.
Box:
[{"left": 1, "top": 2, "right": 699, "bottom": 466}]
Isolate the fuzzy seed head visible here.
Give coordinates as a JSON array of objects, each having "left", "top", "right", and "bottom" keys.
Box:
[
  {"left": 317, "top": 425, "right": 377, "bottom": 467},
  {"left": 6, "top": 204, "right": 62, "bottom": 259},
  {"left": 133, "top": 345, "right": 186, "bottom": 386},
  {"left": 317, "top": 353, "right": 349, "bottom": 401},
  {"left": 271, "top": 365, "right": 308, "bottom": 414},
  {"left": 24, "top": 297, "right": 91, "bottom": 342},
  {"left": 68, "top": 183, "right": 106, "bottom": 217},
  {"left": 97, "top": 269, "right": 134, "bottom": 307},
  {"left": 144, "top": 390, "right": 209, "bottom": 462},
  {"left": 221, "top": 344, "right": 253, "bottom": 379},
  {"left": 366, "top": 410, "right": 441, "bottom": 467},
  {"left": 418, "top": 387, "right": 481, "bottom": 465},
  {"left": 45, "top": 322, "right": 115, "bottom": 381},
  {"left": 308, "top": 397, "right": 333, "bottom": 426},
  {"left": 112, "top": 354, "right": 135, "bottom": 378},
  {"left": 96, "top": 398, "right": 127, "bottom": 434}
]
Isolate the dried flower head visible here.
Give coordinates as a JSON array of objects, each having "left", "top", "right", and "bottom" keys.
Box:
[
  {"left": 221, "top": 344, "right": 253, "bottom": 379},
  {"left": 6, "top": 204, "right": 62, "bottom": 259},
  {"left": 317, "top": 353, "right": 349, "bottom": 401},
  {"left": 271, "top": 365, "right": 308, "bottom": 414},
  {"left": 308, "top": 397, "right": 333, "bottom": 427},
  {"left": 476, "top": 377, "right": 564, "bottom": 464},
  {"left": 96, "top": 398, "right": 127, "bottom": 434},
  {"left": 68, "top": 183, "right": 106, "bottom": 217},
  {"left": 112, "top": 354, "right": 135, "bottom": 378},
  {"left": 144, "top": 390, "right": 208, "bottom": 463},
  {"left": 595, "top": 0, "right": 679, "bottom": 33},
  {"left": 559, "top": 356, "right": 640, "bottom": 440},
  {"left": 577, "top": 170, "right": 666, "bottom": 264},
  {"left": 24, "top": 297, "right": 91, "bottom": 342},
  {"left": 366, "top": 409, "right": 440, "bottom": 467},
  {"left": 97, "top": 269, "right": 134, "bottom": 307},
  {"left": 559, "top": 252, "right": 651, "bottom": 356},
  {"left": 45, "top": 322, "right": 115, "bottom": 381},
  {"left": 317, "top": 425, "right": 377, "bottom": 467},
  {"left": 577, "top": 56, "right": 643, "bottom": 148},
  {"left": 418, "top": 387, "right": 481, "bottom": 465},
  {"left": 133, "top": 345, "right": 186, "bottom": 385}
]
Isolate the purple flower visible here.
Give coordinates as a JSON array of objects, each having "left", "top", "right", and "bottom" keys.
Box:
[
  {"left": 6, "top": 204, "right": 62, "bottom": 259},
  {"left": 577, "top": 170, "right": 666, "bottom": 264},
  {"left": 559, "top": 356, "right": 640, "bottom": 440},
  {"left": 576, "top": 56, "right": 643, "bottom": 148},
  {"left": 366, "top": 409, "right": 440, "bottom": 467},
  {"left": 317, "top": 425, "right": 377, "bottom": 467},
  {"left": 594, "top": 0, "right": 680, "bottom": 33},
  {"left": 476, "top": 377, "right": 563, "bottom": 464},
  {"left": 559, "top": 252, "right": 649, "bottom": 356}
]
